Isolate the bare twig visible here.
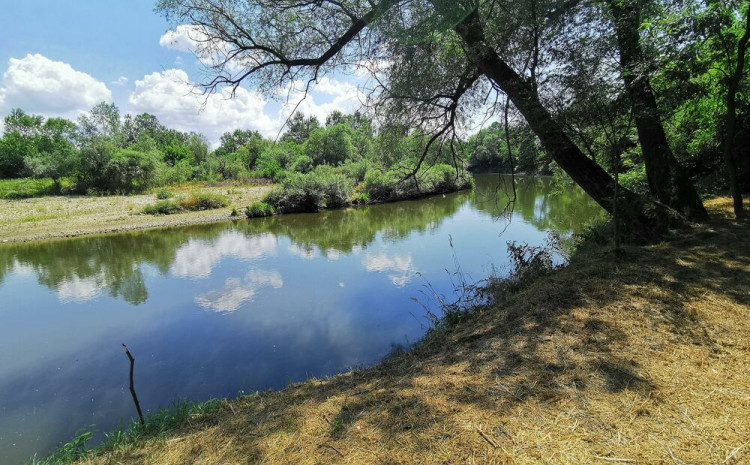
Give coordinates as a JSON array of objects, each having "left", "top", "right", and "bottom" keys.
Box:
[
  {"left": 475, "top": 427, "right": 499, "bottom": 448},
  {"left": 122, "top": 344, "right": 145, "bottom": 425}
]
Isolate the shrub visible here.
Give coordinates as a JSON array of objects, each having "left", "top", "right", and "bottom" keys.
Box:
[
  {"left": 290, "top": 155, "right": 313, "bottom": 173},
  {"left": 142, "top": 200, "right": 182, "bottom": 215},
  {"left": 421, "top": 164, "right": 472, "bottom": 193},
  {"left": 349, "top": 191, "right": 370, "bottom": 205},
  {"left": 264, "top": 169, "right": 353, "bottom": 213},
  {"left": 245, "top": 202, "right": 275, "bottom": 218},
  {"left": 340, "top": 160, "right": 369, "bottom": 182},
  {"left": 363, "top": 169, "right": 399, "bottom": 201},
  {"left": 104, "top": 150, "right": 159, "bottom": 193},
  {"left": 155, "top": 188, "right": 172, "bottom": 200},
  {"left": 178, "top": 193, "right": 229, "bottom": 211},
  {"left": 156, "top": 159, "right": 194, "bottom": 186}
]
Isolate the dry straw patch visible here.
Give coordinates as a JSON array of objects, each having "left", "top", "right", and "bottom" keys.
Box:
[
  {"left": 78, "top": 199, "right": 749, "bottom": 465},
  {"left": 0, "top": 185, "right": 271, "bottom": 243}
]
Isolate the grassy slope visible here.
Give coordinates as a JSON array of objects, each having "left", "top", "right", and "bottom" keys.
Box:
[
  {"left": 68, "top": 198, "right": 750, "bottom": 465},
  {"left": 0, "top": 184, "right": 272, "bottom": 243}
]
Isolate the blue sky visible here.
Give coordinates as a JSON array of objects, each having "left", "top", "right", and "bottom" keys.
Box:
[{"left": 0, "top": 0, "right": 364, "bottom": 144}]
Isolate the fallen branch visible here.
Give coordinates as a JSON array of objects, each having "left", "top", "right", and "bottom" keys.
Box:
[
  {"left": 319, "top": 443, "right": 345, "bottom": 457},
  {"left": 122, "top": 344, "right": 145, "bottom": 425},
  {"left": 475, "top": 427, "right": 499, "bottom": 448},
  {"left": 594, "top": 455, "right": 635, "bottom": 463}
]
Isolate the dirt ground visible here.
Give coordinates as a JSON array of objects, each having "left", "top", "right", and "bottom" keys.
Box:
[{"left": 0, "top": 185, "right": 272, "bottom": 243}]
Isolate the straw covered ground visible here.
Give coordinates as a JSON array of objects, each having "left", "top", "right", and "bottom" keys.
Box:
[
  {"left": 74, "top": 198, "right": 748, "bottom": 465},
  {"left": 0, "top": 184, "right": 272, "bottom": 243}
]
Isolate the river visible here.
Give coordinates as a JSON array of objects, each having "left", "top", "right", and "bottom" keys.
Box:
[{"left": 0, "top": 174, "right": 604, "bottom": 464}]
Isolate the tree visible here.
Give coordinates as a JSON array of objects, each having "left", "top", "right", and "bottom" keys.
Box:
[
  {"left": 28, "top": 117, "right": 79, "bottom": 189},
  {"left": 605, "top": 0, "right": 709, "bottom": 221},
  {"left": 3, "top": 108, "right": 43, "bottom": 136},
  {"left": 78, "top": 102, "right": 122, "bottom": 142},
  {"left": 281, "top": 112, "right": 320, "bottom": 144},
  {"left": 720, "top": 1, "right": 749, "bottom": 217},
  {"left": 0, "top": 132, "right": 32, "bottom": 178},
  {"left": 305, "top": 124, "right": 355, "bottom": 166},
  {"left": 156, "top": 0, "right": 668, "bottom": 238}
]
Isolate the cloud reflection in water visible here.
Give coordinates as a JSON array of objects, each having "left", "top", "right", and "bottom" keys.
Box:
[
  {"left": 195, "top": 269, "right": 283, "bottom": 312},
  {"left": 171, "top": 232, "right": 277, "bottom": 279}
]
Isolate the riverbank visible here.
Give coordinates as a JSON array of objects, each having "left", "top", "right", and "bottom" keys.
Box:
[
  {"left": 0, "top": 185, "right": 273, "bottom": 243},
  {"left": 42, "top": 197, "right": 750, "bottom": 465}
]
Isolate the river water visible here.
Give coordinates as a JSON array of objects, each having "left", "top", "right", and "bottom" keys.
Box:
[{"left": 0, "top": 175, "right": 603, "bottom": 464}]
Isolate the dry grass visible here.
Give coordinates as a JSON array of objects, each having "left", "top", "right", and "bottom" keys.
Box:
[
  {"left": 0, "top": 185, "right": 272, "bottom": 243},
  {"left": 76, "top": 198, "right": 749, "bottom": 465}
]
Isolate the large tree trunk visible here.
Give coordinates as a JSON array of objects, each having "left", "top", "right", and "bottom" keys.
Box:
[
  {"left": 454, "top": 12, "right": 662, "bottom": 240},
  {"left": 722, "top": 6, "right": 749, "bottom": 218},
  {"left": 608, "top": 0, "right": 709, "bottom": 222}
]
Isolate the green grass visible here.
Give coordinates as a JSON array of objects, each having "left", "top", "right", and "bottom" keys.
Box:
[
  {"left": 20, "top": 214, "right": 59, "bottom": 223},
  {"left": 245, "top": 201, "right": 275, "bottom": 218},
  {"left": 28, "top": 398, "right": 227, "bottom": 465},
  {"left": 142, "top": 193, "right": 230, "bottom": 215},
  {"left": 142, "top": 200, "right": 182, "bottom": 215},
  {"left": 178, "top": 193, "right": 229, "bottom": 211},
  {"left": 0, "top": 178, "right": 69, "bottom": 199}
]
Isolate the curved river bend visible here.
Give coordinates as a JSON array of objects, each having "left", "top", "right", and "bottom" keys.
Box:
[{"left": 0, "top": 175, "right": 603, "bottom": 464}]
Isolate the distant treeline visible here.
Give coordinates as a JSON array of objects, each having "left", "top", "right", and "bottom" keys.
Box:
[{"left": 0, "top": 104, "right": 477, "bottom": 199}]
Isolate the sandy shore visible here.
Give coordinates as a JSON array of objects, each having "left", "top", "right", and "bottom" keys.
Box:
[{"left": 0, "top": 185, "right": 273, "bottom": 243}]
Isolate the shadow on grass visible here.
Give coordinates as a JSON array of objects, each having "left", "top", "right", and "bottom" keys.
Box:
[{"left": 40, "top": 211, "right": 750, "bottom": 464}]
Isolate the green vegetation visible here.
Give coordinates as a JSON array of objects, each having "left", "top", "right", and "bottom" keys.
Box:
[
  {"left": 1, "top": 106, "right": 473, "bottom": 205},
  {"left": 141, "top": 200, "right": 182, "bottom": 216},
  {"left": 177, "top": 193, "right": 229, "bottom": 211},
  {"left": 142, "top": 193, "right": 229, "bottom": 215},
  {"left": 0, "top": 178, "right": 66, "bottom": 199},
  {"left": 245, "top": 202, "right": 275, "bottom": 218},
  {"left": 262, "top": 163, "right": 472, "bottom": 214},
  {"left": 29, "top": 398, "right": 226, "bottom": 465}
]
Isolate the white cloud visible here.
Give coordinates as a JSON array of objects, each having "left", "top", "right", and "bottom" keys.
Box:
[
  {"left": 159, "top": 25, "right": 206, "bottom": 54},
  {"left": 278, "top": 76, "right": 366, "bottom": 125},
  {"left": 159, "top": 25, "right": 242, "bottom": 71},
  {"left": 195, "top": 269, "right": 283, "bottom": 312},
  {"left": 128, "top": 68, "right": 368, "bottom": 144},
  {"left": 129, "top": 68, "right": 279, "bottom": 142},
  {"left": 111, "top": 76, "right": 129, "bottom": 86},
  {"left": 0, "top": 54, "right": 111, "bottom": 118}
]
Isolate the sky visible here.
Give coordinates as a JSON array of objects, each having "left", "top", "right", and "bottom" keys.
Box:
[{"left": 0, "top": 0, "right": 366, "bottom": 144}]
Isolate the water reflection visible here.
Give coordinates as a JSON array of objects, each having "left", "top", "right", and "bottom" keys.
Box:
[
  {"left": 196, "top": 269, "right": 284, "bottom": 312},
  {"left": 363, "top": 253, "right": 417, "bottom": 287},
  {"left": 0, "top": 175, "right": 604, "bottom": 465},
  {"left": 171, "top": 232, "right": 278, "bottom": 279}
]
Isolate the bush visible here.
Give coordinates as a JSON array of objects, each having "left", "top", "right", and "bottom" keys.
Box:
[
  {"left": 78, "top": 142, "right": 159, "bottom": 194},
  {"left": 264, "top": 169, "right": 353, "bottom": 213},
  {"left": 104, "top": 150, "right": 159, "bottom": 193},
  {"left": 349, "top": 191, "right": 370, "bottom": 205},
  {"left": 156, "top": 159, "right": 194, "bottom": 186},
  {"left": 363, "top": 169, "right": 399, "bottom": 201},
  {"left": 178, "top": 193, "right": 229, "bottom": 211},
  {"left": 290, "top": 155, "right": 314, "bottom": 173},
  {"left": 142, "top": 200, "right": 182, "bottom": 215},
  {"left": 0, "top": 178, "right": 60, "bottom": 199},
  {"left": 421, "top": 164, "right": 473, "bottom": 193},
  {"left": 245, "top": 202, "right": 275, "bottom": 218},
  {"left": 155, "top": 188, "right": 172, "bottom": 200}
]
